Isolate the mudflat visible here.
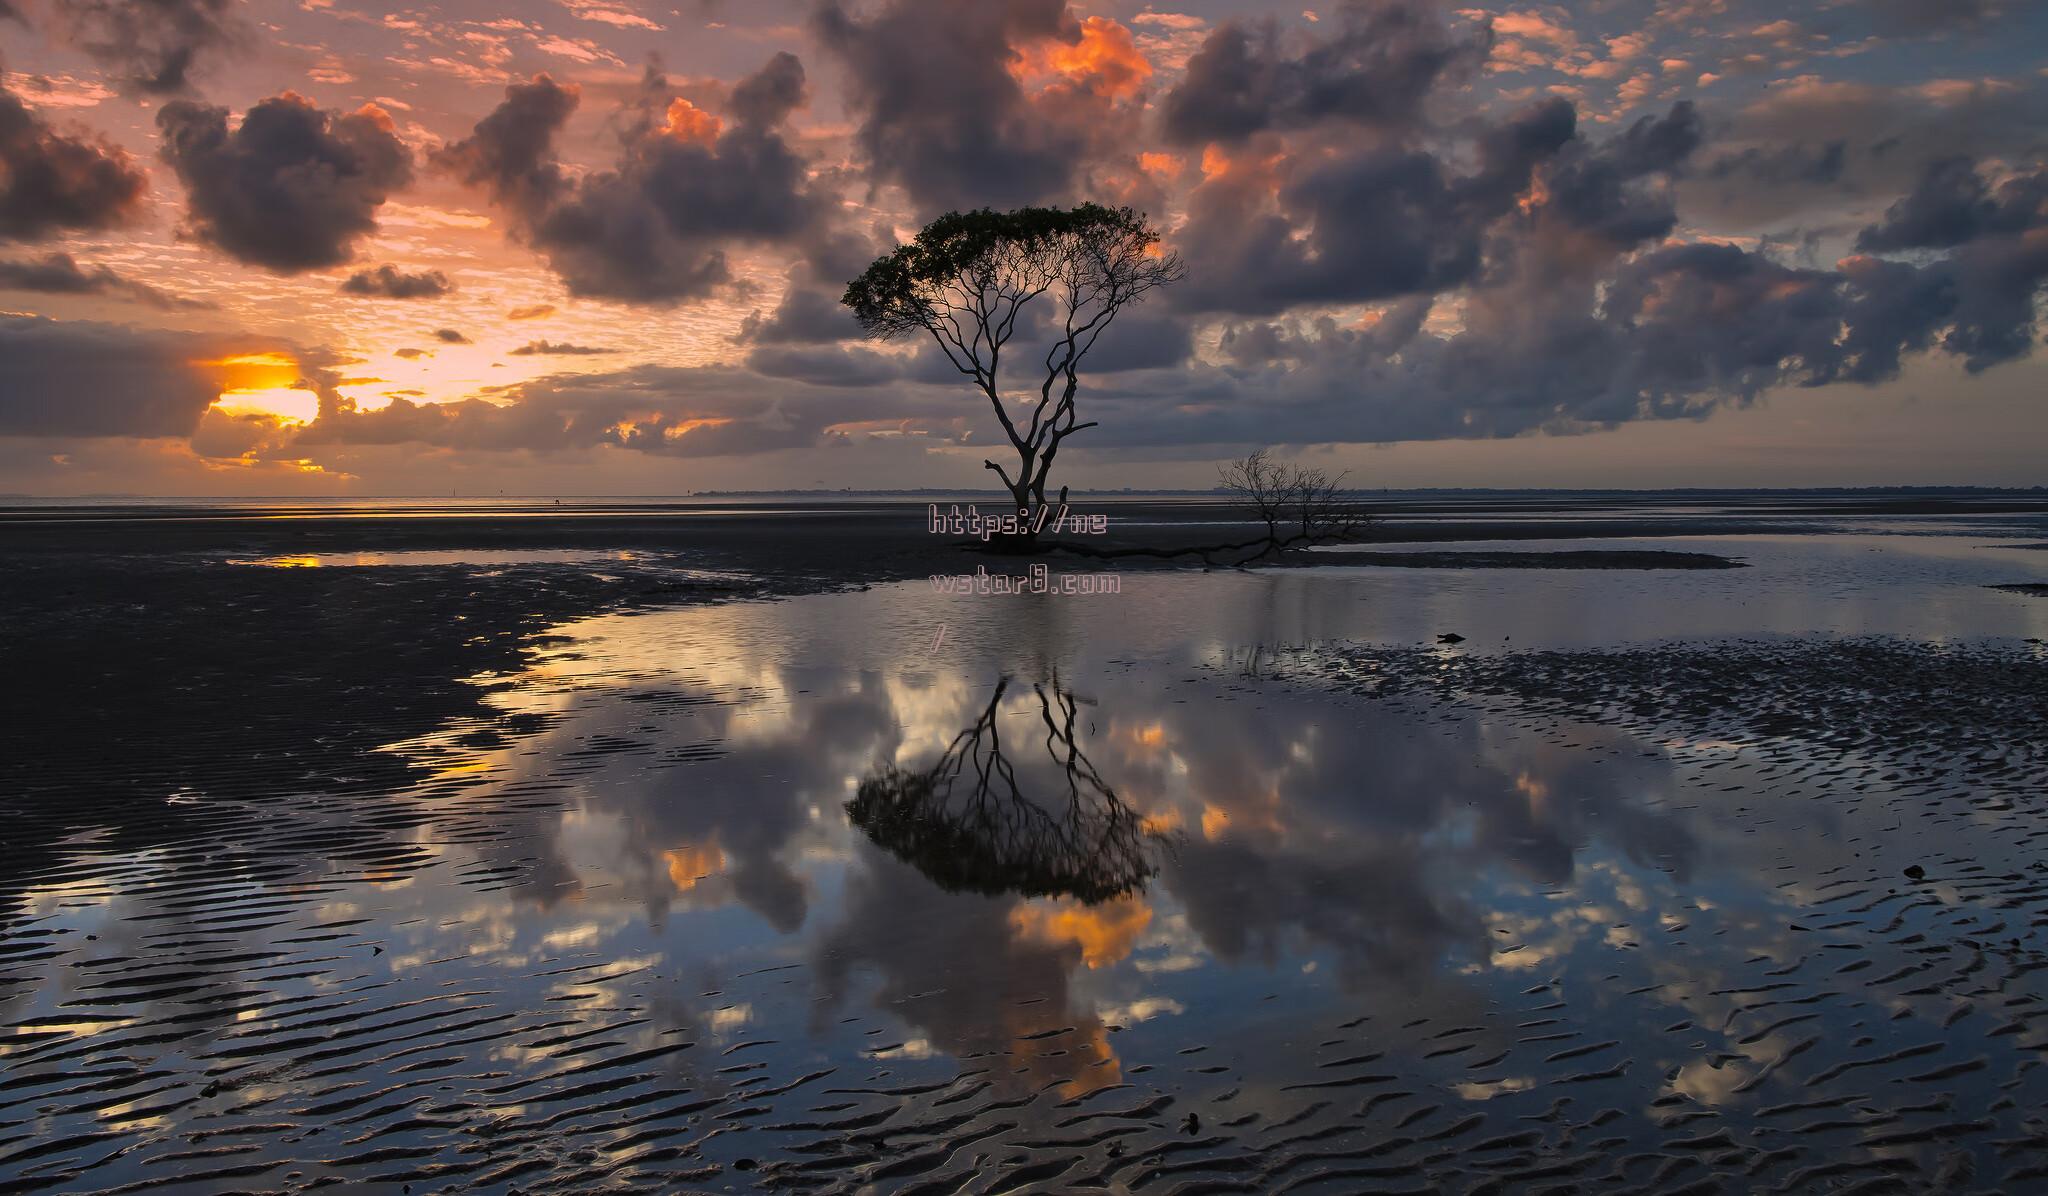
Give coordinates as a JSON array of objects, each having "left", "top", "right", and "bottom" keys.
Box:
[{"left": 2, "top": 492, "right": 2046, "bottom": 1194}]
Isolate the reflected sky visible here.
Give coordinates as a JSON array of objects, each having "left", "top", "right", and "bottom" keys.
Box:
[{"left": 5, "top": 527, "right": 2045, "bottom": 1191}]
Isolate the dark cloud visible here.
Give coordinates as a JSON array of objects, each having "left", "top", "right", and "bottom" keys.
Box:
[
  {"left": 1172, "top": 98, "right": 1696, "bottom": 314},
  {"left": 339, "top": 264, "right": 453, "bottom": 299},
  {"left": 1093, "top": 221, "right": 2045, "bottom": 453},
  {"left": 728, "top": 48, "right": 808, "bottom": 128},
  {"left": 293, "top": 355, "right": 963, "bottom": 460},
  {"left": 433, "top": 328, "right": 470, "bottom": 344},
  {"left": 433, "top": 74, "right": 576, "bottom": 222},
  {"left": 1703, "top": 140, "right": 1847, "bottom": 187},
  {"left": 439, "top": 56, "right": 832, "bottom": 304},
  {"left": 1855, "top": 157, "right": 2048, "bottom": 251},
  {"left": 735, "top": 228, "right": 888, "bottom": 345},
  {"left": 1858, "top": 0, "right": 2009, "bottom": 35},
  {"left": 0, "top": 251, "right": 212, "bottom": 309},
  {"left": 1934, "top": 235, "right": 2048, "bottom": 371},
  {"left": 813, "top": 0, "right": 1138, "bottom": 213},
  {"left": 0, "top": 79, "right": 147, "bottom": 242},
  {"left": 51, "top": 0, "right": 243, "bottom": 94},
  {"left": 509, "top": 339, "right": 611, "bottom": 355},
  {"left": 157, "top": 92, "right": 413, "bottom": 273},
  {"left": 743, "top": 343, "right": 907, "bottom": 387},
  {"left": 1158, "top": 0, "right": 1491, "bottom": 146},
  {"left": 0, "top": 314, "right": 223, "bottom": 437},
  {"left": 736, "top": 283, "right": 859, "bottom": 344},
  {"left": 1531, "top": 101, "right": 1702, "bottom": 252},
  {"left": 1682, "top": 75, "right": 2048, "bottom": 230}
]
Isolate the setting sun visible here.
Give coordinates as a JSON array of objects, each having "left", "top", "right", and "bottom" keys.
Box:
[{"left": 212, "top": 386, "right": 321, "bottom": 424}]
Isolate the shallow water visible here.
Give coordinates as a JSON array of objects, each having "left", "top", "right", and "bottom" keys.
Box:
[{"left": 4, "top": 522, "right": 2047, "bottom": 1193}]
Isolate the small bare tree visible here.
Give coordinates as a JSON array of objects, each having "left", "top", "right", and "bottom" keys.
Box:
[
  {"left": 1218, "top": 449, "right": 1369, "bottom": 560},
  {"left": 844, "top": 204, "right": 1184, "bottom": 548}
]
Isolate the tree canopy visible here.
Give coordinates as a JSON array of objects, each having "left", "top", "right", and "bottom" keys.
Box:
[{"left": 843, "top": 204, "right": 1183, "bottom": 535}]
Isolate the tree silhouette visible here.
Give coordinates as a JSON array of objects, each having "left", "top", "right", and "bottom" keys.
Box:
[
  {"left": 848, "top": 677, "right": 1158, "bottom": 902},
  {"left": 843, "top": 205, "right": 1183, "bottom": 547}
]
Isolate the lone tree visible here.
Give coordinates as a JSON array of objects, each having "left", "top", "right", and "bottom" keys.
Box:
[{"left": 844, "top": 204, "right": 1183, "bottom": 546}]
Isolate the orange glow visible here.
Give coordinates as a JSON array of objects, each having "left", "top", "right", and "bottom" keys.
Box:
[
  {"left": 200, "top": 351, "right": 322, "bottom": 424},
  {"left": 350, "top": 101, "right": 399, "bottom": 132},
  {"left": 1013, "top": 17, "right": 1152, "bottom": 100},
  {"left": 1010, "top": 895, "right": 1152, "bottom": 968},
  {"left": 662, "top": 97, "right": 722, "bottom": 145},
  {"left": 1056, "top": 1023, "right": 1122, "bottom": 1099},
  {"left": 213, "top": 386, "right": 321, "bottom": 424},
  {"left": 1139, "top": 809, "right": 1183, "bottom": 835},
  {"left": 201, "top": 351, "right": 301, "bottom": 391},
  {"left": 661, "top": 418, "right": 732, "bottom": 440},
  {"left": 664, "top": 843, "right": 726, "bottom": 892},
  {"left": 1137, "top": 151, "right": 1183, "bottom": 179}
]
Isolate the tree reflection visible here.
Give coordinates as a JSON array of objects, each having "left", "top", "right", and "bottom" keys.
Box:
[{"left": 848, "top": 677, "right": 1158, "bottom": 903}]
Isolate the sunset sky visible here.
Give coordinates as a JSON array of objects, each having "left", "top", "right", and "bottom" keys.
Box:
[{"left": 2, "top": 0, "right": 2044, "bottom": 494}]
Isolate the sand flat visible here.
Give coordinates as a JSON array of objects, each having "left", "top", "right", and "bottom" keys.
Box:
[{"left": 3, "top": 494, "right": 2047, "bottom": 1193}]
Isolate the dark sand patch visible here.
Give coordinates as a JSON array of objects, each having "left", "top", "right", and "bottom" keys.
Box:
[
  {"left": 1291, "top": 636, "right": 2046, "bottom": 769},
  {"left": 1989, "top": 582, "right": 2048, "bottom": 596},
  {"left": 1323, "top": 549, "right": 1744, "bottom": 569}
]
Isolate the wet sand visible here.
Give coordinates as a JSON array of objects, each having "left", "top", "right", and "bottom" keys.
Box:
[
  {"left": 1314, "top": 549, "right": 1744, "bottom": 569},
  {"left": 3, "top": 493, "right": 2047, "bottom": 1194}
]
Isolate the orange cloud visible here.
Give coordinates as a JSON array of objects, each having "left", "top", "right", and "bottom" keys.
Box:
[
  {"left": 662, "top": 97, "right": 722, "bottom": 145},
  {"left": 1137, "top": 151, "right": 1183, "bottom": 180},
  {"left": 1015, "top": 16, "right": 1152, "bottom": 101},
  {"left": 1010, "top": 894, "right": 1152, "bottom": 969},
  {"left": 664, "top": 842, "right": 726, "bottom": 892}
]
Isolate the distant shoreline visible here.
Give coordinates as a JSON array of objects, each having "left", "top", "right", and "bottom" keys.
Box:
[{"left": 3, "top": 483, "right": 2045, "bottom": 503}]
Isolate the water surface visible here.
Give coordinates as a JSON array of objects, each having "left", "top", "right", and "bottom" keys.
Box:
[{"left": 3, "top": 521, "right": 2047, "bottom": 1192}]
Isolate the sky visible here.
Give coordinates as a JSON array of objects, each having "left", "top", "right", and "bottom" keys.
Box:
[{"left": 0, "top": 0, "right": 2044, "bottom": 495}]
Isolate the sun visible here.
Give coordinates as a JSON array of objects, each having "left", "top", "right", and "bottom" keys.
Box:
[
  {"left": 212, "top": 386, "right": 322, "bottom": 424},
  {"left": 199, "top": 352, "right": 321, "bottom": 425}
]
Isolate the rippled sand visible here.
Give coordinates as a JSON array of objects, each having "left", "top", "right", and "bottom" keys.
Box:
[{"left": 3, "top": 498, "right": 2047, "bottom": 1193}]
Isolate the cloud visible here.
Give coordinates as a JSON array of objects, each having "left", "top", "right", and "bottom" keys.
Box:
[
  {"left": 0, "top": 313, "right": 225, "bottom": 437},
  {"left": 1, "top": 77, "right": 147, "bottom": 242},
  {"left": 1091, "top": 222, "right": 2046, "bottom": 453},
  {"left": 507, "top": 303, "right": 555, "bottom": 320},
  {"left": 1856, "top": 0, "right": 2010, "bottom": 36},
  {"left": 438, "top": 55, "right": 833, "bottom": 304},
  {"left": 1683, "top": 74, "right": 2048, "bottom": 230},
  {"left": 157, "top": 92, "right": 413, "bottom": 273},
  {"left": 734, "top": 227, "right": 887, "bottom": 346},
  {"left": 433, "top": 327, "right": 470, "bottom": 343},
  {"left": 812, "top": 0, "right": 1147, "bottom": 213},
  {"left": 291, "top": 353, "right": 965, "bottom": 461},
  {"left": 509, "top": 338, "right": 610, "bottom": 355},
  {"left": 1158, "top": 0, "right": 1491, "bottom": 146},
  {"left": 50, "top": 0, "right": 244, "bottom": 94},
  {"left": 339, "top": 263, "right": 453, "bottom": 298},
  {"left": 1855, "top": 157, "right": 2047, "bottom": 251},
  {"left": 0, "top": 251, "right": 212, "bottom": 309},
  {"left": 1171, "top": 97, "right": 1697, "bottom": 314}
]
